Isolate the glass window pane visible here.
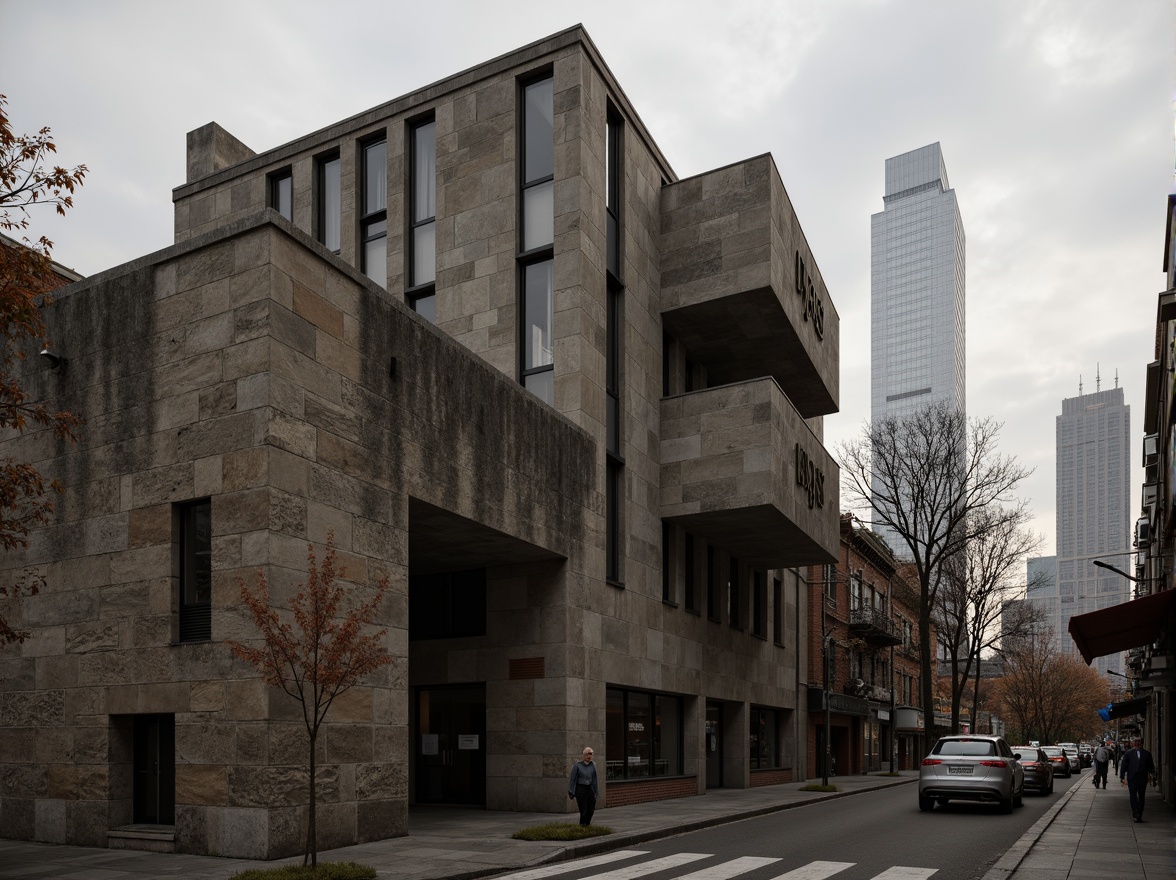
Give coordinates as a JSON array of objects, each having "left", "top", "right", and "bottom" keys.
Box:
[
  {"left": 653, "top": 696, "right": 681, "bottom": 776},
  {"left": 272, "top": 174, "right": 292, "bottom": 220},
  {"left": 364, "top": 140, "right": 387, "bottom": 214},
  {"left": 523, "top": 181, "right": 554, "bottom": 251},
  {"left": 524, "top": 78, "right": 554, "bottom": 184},
  {"left": 413, "top": 220, "right": 436, "bottom": 286},
  {"left": 626, "top": 692, "right": 651, "bottom": 778},
  {"left": 183, "top": 501, "right": 211, "bottom": 606},
  {"left": 524, "top": 261, "right": 553, "bottom": 370},
  {"left": 605, "top": 689, "right": 624, "bottom": 780},
  {"left": 321, "top": 157, "right": 341, "bottom": 253},
  {"left": 523, "top": 369, "right": 552, "bottom": 405},
  {"left": 364, "top": 235, "right": 386, "bottom": 289},
  {"left": 413, "top": 121, "right": 436, "bottom": 223},
  {"left": 412, "top": 292, "right": 436, "bottom": 324}
]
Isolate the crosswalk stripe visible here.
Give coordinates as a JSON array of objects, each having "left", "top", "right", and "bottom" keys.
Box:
[
  {"left": 495, "top": 850, "right": 650, "bottom": 880},
  {"left": 674, "top": 857, "right": 781, "bottom": 880},
  {"left": 871, "top": 869, "right": 937, "bottom": 880},
  {"left": 585, "top": 853, "right": 714, "bottom": 880},
  {"left": 767, "top": 862, "right": 855, "bottom": 880}
]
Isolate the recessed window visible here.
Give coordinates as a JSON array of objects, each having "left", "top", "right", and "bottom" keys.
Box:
[
  {"left": 750, "top": 707, "right": 780, "bottom": 770},
  {"left": 772, "top": 577, "right": 783, "bottom": 646},
  {"left": 605, "top": 687, "right": 683, "bottom": 780},
  {"left": 521, "top": 77, "right": 554, "bottom": 251},
  {"left": 410, "top": 291, "right": 436, "bottom": 324},
  {"left": 409, "top": 568, "right": 486, "bottom": 640},
  {"left": 728, "top": 556, "right": 741, "bottom": 629},
  {"left": 317, "top": 153, "right": 341, "bottom": 253},
  {"left": 411, "top": 119, "right": 437, "bottom": 288},
  {"left": 521, "top": 259, "right": 553, "bottom": 402},
  {"left": 684, "top": 532, "right": 698, "bottom": 613},
  {"left": 269, "top": 170, "right": 293, "bottom": 221},
  {"left": 361, "top": 137, "right": 388, "bottom": 288},
  {"left": 177, "top": 499, "right": 211, "bottom": 643},
  {"left": 752, "top": 570, "right": 766, "bottom": 638}
]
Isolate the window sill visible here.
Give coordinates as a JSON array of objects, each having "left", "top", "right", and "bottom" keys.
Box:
[{"left": 607, "top": 578, "right": 625, "bottom": 590}]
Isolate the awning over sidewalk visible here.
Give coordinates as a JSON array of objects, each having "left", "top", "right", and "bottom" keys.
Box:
[
  {"left": 1099, "top": 696, "right": 1149, "bottom": 721},
  {"left": 1067, "top": 589, "right": 1176, "bottom": 665}
]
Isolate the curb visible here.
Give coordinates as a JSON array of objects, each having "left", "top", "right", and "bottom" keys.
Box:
[
  {"left": 978, "top": 778, "right": 1085, "bottom": 880},
  {"left": 435, "top": 777, "right": 919, "bottom": 880}
]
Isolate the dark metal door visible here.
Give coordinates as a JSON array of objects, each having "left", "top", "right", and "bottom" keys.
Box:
[{"left": 132, "top": 714, "right": 175, "bottom": 824}]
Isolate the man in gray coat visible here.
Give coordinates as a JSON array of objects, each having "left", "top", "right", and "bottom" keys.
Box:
[{"left": 568, "top": 746, "right": 599, "bottom": 826}]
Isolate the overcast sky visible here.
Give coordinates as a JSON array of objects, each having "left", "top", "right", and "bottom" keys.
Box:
[{"left": 3, "top": 0, "right": 1173, "bottom": 565}]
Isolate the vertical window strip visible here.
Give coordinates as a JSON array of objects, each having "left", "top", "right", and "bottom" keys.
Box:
[
  {"left": 772, "top": 577, "right": 783, "bottom": 645},
  {"left": 684, "top": 532, "right": 697, "bottom": 612},
  {"left": 361, "top": 138, "right": 388, "bottom": 288},
  {"left": 519, "top": 75, "right": 555, "bottom": 402},
  {"left": 606, "top": 459, "right": 621, "bottom": 584},
  {"left": 178, "top": 499, "right": 212, "bottom": 643},
  {"left": 317, "top": 154, "right": 341, "bottom": 253},
  {"left": 269, "top": 170, "right": 293, "bottom": 221},
  {"left": 410, "top": 119, "right": 437, "bottom": 291}
]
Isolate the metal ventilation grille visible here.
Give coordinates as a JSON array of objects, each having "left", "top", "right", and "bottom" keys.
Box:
[
  {"left": 178, "top": 604, "right": 211, "bottom": 643},
  {"left": 509, "top": 657, "right": 545, "bottom": 679}
]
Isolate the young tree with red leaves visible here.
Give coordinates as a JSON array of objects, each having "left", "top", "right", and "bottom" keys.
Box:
[
  {"left": 228, "top": 534, "right": 393, "bottom": 867},
  {"left": 0, "top": 94, "right": 86, "bottom": 642}
]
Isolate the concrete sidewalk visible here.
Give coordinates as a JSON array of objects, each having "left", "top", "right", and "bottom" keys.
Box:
[
  {"left": 984, "top": 772, "right": 1174, "bottom": 880},
  {"left": 0, "top": 770, "right": 1169, "bottom": 879}
]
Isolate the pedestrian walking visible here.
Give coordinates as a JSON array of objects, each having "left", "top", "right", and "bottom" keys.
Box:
[
  {"left": 568, "top": 746, "right": 598, "bottom": 826},
  {"left": 1092, "top": 741, "right": 1110, "bottom": 789},
  {"left": 1119, "top": 737, "right": 1155, "bottom": 822}
]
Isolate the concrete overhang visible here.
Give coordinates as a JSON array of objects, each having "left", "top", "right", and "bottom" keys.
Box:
[{"left": 659, "top": 377, "right": 838, "bottom": 569}]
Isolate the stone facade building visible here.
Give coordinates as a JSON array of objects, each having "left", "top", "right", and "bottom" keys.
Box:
[
  {"left": 805, "top": 515, "right": 925, "bottom": 777},
  {"left": 0, "top": 27, "right": 839, "bottom": 858}
]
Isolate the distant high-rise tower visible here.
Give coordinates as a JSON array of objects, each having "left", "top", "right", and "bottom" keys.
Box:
[
  {"left": 1056, "top": 385, "right": 1131, "bottom": 677},
  {"left": 870, "top": 143, "right": 966, "bottom": 554}
]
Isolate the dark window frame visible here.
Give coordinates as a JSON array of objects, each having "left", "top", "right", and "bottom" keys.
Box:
[
  {"left": 772, "top": 577, "right": 784, "bottom": 646},
  {"left": 706, "top": 545, "right": 719, "bottom": 622},
  {"left": 518, "top": 72, "right": 555, "bottom": 400},
  {"left": 409, "top": 115, "right": 437, "bottom": 303},
  {"left": 177, "top": 499, "right": 211, "bottom": 643},
  {"left": 749, "top": 706, "right": 781, "bottom": 770},
  {"left": 751, "top": 569, "right": 766, "bottom": 638},
  {"left": 360, "top": 135, "right": 388, "bottom": 287},
  {"left": 728, "top": 556, "right": 741, "bottom": 629},
  {"left": 684, "top": 532, "right": 698, "bottom": 614},
  {"left": 268, "top": 168, "right": 293, "bottom": 221},
  {"left": 604, "top": 686, "right": 684, "bottom": 780},
  {"left": 315, "top": 151, "right": 341, "bottom": 254}
]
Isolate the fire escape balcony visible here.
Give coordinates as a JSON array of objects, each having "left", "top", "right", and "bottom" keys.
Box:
[
  {"left": 849, "top": 607, "right": 902, "bottom": 647},
  {"left": 660, "top": 154, "right": 839, "bottom": 419},
  {"left": 660, "top": 376, "right": 838, "bottom": 569}
]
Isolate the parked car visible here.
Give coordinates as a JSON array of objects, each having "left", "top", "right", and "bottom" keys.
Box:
[
  {"left": 1062, "top": 747, "right": 1081, "bottom": 773},
  {"left": 1012, "top": 746, "right": 1054, "bottom": 795},
  {"left": 919, "top": 734, "right": 1025, "bottom": 813},
  {"left": 1041, "top": 745, "right": 1071, "bottom": 777},
  {"left": 1078, "top": 746, "right": 1093, "bottom": 768}
]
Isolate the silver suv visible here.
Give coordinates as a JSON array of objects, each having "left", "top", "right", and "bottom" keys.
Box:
[{"left": 919, "top": 734, "right": 1025, "bottom": 813}]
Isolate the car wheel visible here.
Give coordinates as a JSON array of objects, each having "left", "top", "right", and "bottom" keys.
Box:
[
  {"left": 919, "top": 792, "right": 934, "bottom": 812},
  {"left": 1000, "top": 792, "right": 1013, "bottom": 814},
  {"left": 1047, "top": 777, "right": 1054, "bottom": 795},
  {"left": 1014, "top": 786, "right": 1023, "bottom": 808}
]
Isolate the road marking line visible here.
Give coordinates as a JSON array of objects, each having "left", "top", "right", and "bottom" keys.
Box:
[
  {"left": 674, "top": 857, "right": 782, "bottom": 880},
  {"left": 766, "top": 862, "right": 855, "bottom": 880},
  {"left": 580, "top": 853, "right": 714, "bottom": 880},
  {"left": 871, "top": 868, "right": 937, "bottom": 879},
  {"left": 495, "top": 850, "right": 651, "bottom": 880}
]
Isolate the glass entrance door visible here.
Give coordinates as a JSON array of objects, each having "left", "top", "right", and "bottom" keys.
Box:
[
  {"left": 416, "top": 685, "right": 486, "bottom": 805},
  {"left": 705, "top": 701, "right": 723, "bottom": 788}
]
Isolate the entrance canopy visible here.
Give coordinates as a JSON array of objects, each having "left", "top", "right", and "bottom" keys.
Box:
[
  {"left": 1098, "top": 696, "right": 1149, "bottom": 722},
  {"left": 1067, "top": 589, "right": 1176, "bottom": 665}
]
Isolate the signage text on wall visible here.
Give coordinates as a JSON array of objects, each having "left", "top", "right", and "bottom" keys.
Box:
[
  {"left": 795, "top": 443, "right": 825, "bottom": 509},
  {"left": 795, "top": 251, "right": 826, "bottom": 340}
]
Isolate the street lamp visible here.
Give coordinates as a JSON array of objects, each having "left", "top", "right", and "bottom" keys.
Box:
[{"left": 1092, "top": 560, "right": 1138, "bottom": 582}]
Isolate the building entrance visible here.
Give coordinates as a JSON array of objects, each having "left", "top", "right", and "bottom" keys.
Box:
[
  {"left": 705, "top": 702, "right": 723, "bottom": 788},
  {"left": 132, "top": 714, "right": 175, "bottom": 825},
  {"left": 415, "top": 685, "right": 486, "bottom": 805}
]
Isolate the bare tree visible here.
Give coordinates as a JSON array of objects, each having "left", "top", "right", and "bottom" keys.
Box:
[
  {"left": 934, "top": 506, "right": 1044, "bottom": 733},
  {"left": 839, "top": 402, "right": 1033, "bottom": 740},
  {"left": 994, "top": 628, "right": 1110, "bottom": 745}
]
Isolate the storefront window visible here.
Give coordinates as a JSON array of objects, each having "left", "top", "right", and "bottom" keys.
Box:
[
  {"left": 605, "top": 687, "right": 683, "bottom": 780},
  {"left": 750, "top": 707, "right": 779, "bottom": 769}
]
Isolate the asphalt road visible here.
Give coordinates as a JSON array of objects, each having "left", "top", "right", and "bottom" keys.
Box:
[{"left": 530, "top": 770, "right": 1084, "bottom": 880}]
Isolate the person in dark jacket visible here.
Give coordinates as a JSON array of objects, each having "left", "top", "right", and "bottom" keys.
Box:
[
  {"left": 1092, "top": 742, "right": 1110, "bottom": 789},
  {"left": 1119, "top": 737, "right": 1155, "bottom": 822},
  {"left": 568, "top": 746, "right": 599, "bottom": 825}
]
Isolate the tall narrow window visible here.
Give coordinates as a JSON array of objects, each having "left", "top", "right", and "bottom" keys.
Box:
[
  {"left": 178, "top": 499, "right": 211, "bottom": 642},
  {"left": 317, "top": 153, "right": 341, "bottom": 254},
  {"left": 772, "top": 577, "right": 783, "bottom": 645},
  {"left": 269, "top": 169, "right": 292, "bottom": 221},
  {"left": 728, "top": 556, "right": 741, "bottom": 628},
  {"left": 707, "top": 546, "right": 718, "bottom": 621},
  {"left": 606, "top": 461, "right": 621, "bottom": 584},
  {"left": 684, "top": 532, "right": 697, "bottom": 613},
  {"left": 519, "top": 75, "right": 554, "bottom": 403},
  {"left": 752, "top": 570, "right": 766, "bottom": 638},
  {"left": 661, "top": 522, "right": 671, "bottom": 602},
  {"left": 604, "top": 107, "right": 624, "bottom": 584},
  {"left": 361, "top": 138, "right": 387, "bottom": 288},
  {"left": 606, "top": 109, "right": 621, "bottom": 279},
  {"left": 410, "top": 118, "right": 437, "bottom": 320}
]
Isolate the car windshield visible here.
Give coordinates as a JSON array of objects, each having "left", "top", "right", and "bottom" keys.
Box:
[
  {"left": 1041, "top": 747, "right": 1062, "bottom": 756},
  {"left": 932, "top": 739, "right": 996, "bottom": 757}
]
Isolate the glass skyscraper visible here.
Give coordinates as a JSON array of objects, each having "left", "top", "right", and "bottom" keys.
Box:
[
  {"left": 869, "top": 143, "right": 966, "bottom": 555},
  {"left": 1056, "top": 385, "right": 1131, "bottom": 677}
]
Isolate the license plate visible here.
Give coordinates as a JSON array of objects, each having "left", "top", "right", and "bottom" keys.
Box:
[{"left": 947, "top": 764, "right": 973, "bottom": 775}]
